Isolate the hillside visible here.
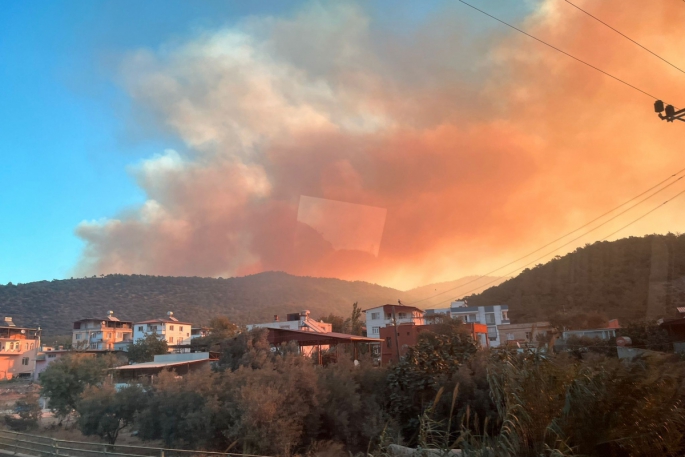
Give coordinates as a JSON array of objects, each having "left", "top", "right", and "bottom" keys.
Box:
[
  {"left": 405, "top": 276, "right": 506, "bottom": 308},
  {"left": 466, "top": 233, "right": 685, "bottom": 324},
  {"left": 0, "top": 272, "right": 418, "bottom": 336}
]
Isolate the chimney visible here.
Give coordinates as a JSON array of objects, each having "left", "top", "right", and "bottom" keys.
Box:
[{"left": 274, "top": 315, "right": 279, "bottom": 322}]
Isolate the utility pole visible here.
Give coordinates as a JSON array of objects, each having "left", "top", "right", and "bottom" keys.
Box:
[
  {"left": 654, "top": 100, "right": 685, "bottom": 123},
  {"left": 391, "top": 304, "right": 401, "bottom": 363}
]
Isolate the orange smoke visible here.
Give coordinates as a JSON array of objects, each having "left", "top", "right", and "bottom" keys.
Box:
[{"left": 75, "top": 1, "right": 685, "bottom": 290}]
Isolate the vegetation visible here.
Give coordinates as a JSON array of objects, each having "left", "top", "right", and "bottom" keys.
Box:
[
  {"left": 39, "top": 353, "right": 122, "bottom": 420},
  {"left": 77, "top": 384, "right": 146, "bottom": 444},
  {"left": 4, "top": 392, "right": 41, "bottom": 431},
  {"left": 0, "top": 271, "right": 413, "bottom": 336},
  {"left": 468, "top": 233, "right": 685, "bottom": 324},
  {"left": 127, "top": 333, "right": 168, "bottom": 363}
]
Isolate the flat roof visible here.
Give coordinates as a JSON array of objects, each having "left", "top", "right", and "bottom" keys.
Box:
[
  {"left": 135, "top": 318, "right": 192, "bottom": 325},
  {"left": 266, "top": 328, "right": 382, "bottom": 346},
  {"left": 361, "top": 304, "right": 424, "bottom": 314}
]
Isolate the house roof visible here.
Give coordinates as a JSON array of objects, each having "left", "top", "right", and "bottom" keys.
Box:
[
  {"left": 361, "top": 304, "right": 424, "bottom": 314},
  {"left": 74, "top": 316, "right": 132, "bottom": 323},
  {"left": 677, "top": 307, "right": 685, "bottom": 314},
  {"left": 110, "top": 358, "right": 211, "bottom": 371},
  {"left": 265, "top": 328, "right": 382, "bottom": 346},
  {"left": 134, "top": 318, "right": 191, "bottom": 325}
]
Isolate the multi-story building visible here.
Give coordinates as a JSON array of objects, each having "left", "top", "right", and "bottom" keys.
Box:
[
  {"left": 362, "top": 304, "right": 425, "bottom": 338},
  {"left": 247, "top": 310, "right": 332, "bottom": 333},
  {"left": 425, "top": 301, "right": 510, "bottom": 347},
  {"left": 72, "top": 311, "right": 133, "bottom": 350},
  {"left": 133, "top": 312, "right": 192, "bottom": 347},
  {"left": 0, "top": 317, "right": 40, "bottom": 380}
]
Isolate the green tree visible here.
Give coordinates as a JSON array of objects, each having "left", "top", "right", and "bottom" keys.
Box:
[
  {"left": 4, "top": 392, "right": 42, "bottom": 431},
  {"left": 77, "top": 384, "right": 147, "bottom": 444},
  {"left": 190, "top": 316, "right": 240, "bottom": 351},
  {"left": 320, "top": 314, "right": 345, "bottom": 333},
  {"left": 344, "top": 302, "right": 363, "bottom": 336},
  {"left": 127, "top": 333, "right": 168, "bottom": 363},
  {"left": 39, "top": 353, "right": 116, "bottom": 420},
  {"left": 387, "top": 326, "right": 478, "bottom": 440}
]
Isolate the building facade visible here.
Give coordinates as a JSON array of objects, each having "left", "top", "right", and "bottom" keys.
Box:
[
  {"left": 246, "top": 310, "right": 333, "bottom": 333},
  {"left": 133, "top": 312, "right": 192, "bottom": 346},
  {"left": 0, "top": 317, "right": 40, "bottom": 380},
  {"left": 362, "top": 304, "right": 425, "bottom": 338},
  {"left": 379, "top": 322, "right": 488, "bottom": 364},
  {"left": 425, "top": 301, "right": 510, "bottom": 347},
  {"left": 72, "top": 311, "right": 133, "bottom": 350},
  {"left": 497, "top": 321, "right": 554, "bottom": 348}
]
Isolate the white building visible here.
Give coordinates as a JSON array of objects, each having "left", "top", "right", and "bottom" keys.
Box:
[
  {"left": 133, "top": 312, "right": 192, "bottom": 347},
  {"left": 425, "top": 301, "right": 510, "bottom": 347},
  {"left": 362, "top": 304, "right": 425, "bottom": 338},
  {"left": 247, "top": 310, "right": 332, "bottom": 333}
]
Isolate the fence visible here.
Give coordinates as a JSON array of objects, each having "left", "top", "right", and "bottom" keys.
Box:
[{"left": 0, "top": 430, "right": 270, "bottom": 457}]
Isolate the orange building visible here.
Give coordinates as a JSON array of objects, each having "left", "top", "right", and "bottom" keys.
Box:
[
  {"left": 0, "top": 317, "right": 40, "bottom": 380},
  {"left": 379, "top": 322, "right": 488, "bottom": 365}
]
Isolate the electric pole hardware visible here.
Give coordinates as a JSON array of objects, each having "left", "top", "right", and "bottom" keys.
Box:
[{"left": 654, "top": 100, "right": 685, "bottom": 123}]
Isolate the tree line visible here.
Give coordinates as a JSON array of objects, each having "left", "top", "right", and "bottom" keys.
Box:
[{"left": 21, "top": 311, "right": 685, "bottom": 457}]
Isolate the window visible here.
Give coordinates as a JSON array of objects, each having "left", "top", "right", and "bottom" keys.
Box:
[
  {"left": 507, "top": 333, "right": 515, "bottom": 341},
  {"left": 47, "top": 354, "right": 56, "bottom": 359},
  {"left": 386, "top": 337, "right": 392, "bottom": 348},
  {"left": 107, "top": 333, "right": 112, "bottom": 339},
  {"left": 90, "top": 343, "right": 97, "bottom": 349},
  {"left": 76, "top": 334, "right": 81, "bottom": 340},
  {"left": 25, "top": 343, "right": 28, "bottom": 350},
  {"left": 525, "top": 332, "right": 532, "bottom": 341},
  {"left": 116, "top": 332, "right": 122, "bottom": 339},
  {"left": 138, "top": 326, "right": 143, "bottom": 332},
  {"left": 385, "top": 313, "right": 392, "bottom": 320},
  {"left": 487, "top": 327, "right": 498, "bottom": 341},
  {"left": 485, "top": 313, "right": 495, "bottom": 325},
  {"left": 169, "top": 325, "right": 174, "bottom": 331},
  {"left": 179, "top": 326, "right": 183, "bottom": 331},
  {"left": 371, "top": 312, "right": 380, "bottom": 320},
  {"left": 21, "top": 357, "right": 29, "bottom": 366},
  {"left": 372, "top": 327, "right": 380, "bottom": 335},
  {"left": 502, "top": 310, "right": 509, "bottom": 320},
  {"left": 398, "top": 312, "right": 407, "bottom": 319},
  {"left": 186, "top": 333, "right": 189, "bottom": 337},
  {"left": 169, "top": 337, "right": 174, "bottom": 343}
]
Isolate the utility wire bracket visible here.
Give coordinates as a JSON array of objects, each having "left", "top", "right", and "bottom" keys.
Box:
[{"left": 654, "top": 100, "right": 685, "bottom": 122}]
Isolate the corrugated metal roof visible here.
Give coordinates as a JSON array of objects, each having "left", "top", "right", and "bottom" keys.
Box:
[{"left": 110, "top": 359, "right": 211, "bottom": 371}]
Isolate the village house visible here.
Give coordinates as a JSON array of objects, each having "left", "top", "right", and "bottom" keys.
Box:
[
  {"left": 560, "top": 319, "right": 620, "bottom": 341},
  {"left": 110, "top": 352, "right": 217, "bottom": 385},
  {"left": 425, "top": 301, "right": 510, "bottom": 347},
  {"left": 0, "top": 317, "right": 40, "bottom": 380},
  {"left": 497, "top": 321, "right": 554, "bottom": 348},
  {"left": 247, "top": 310, "right": 333, "bottom": 333},
  {"left": 362, "top": 304, "right": 425, "bottom": 338},
  {"left": 72, "top": 311, "right": 133, "bottom": 350},
  {"left": 133, "top": 312, "right": 193, "bottom": 347},
  {"left": 379, "top": 322, "right": 489, "bottom": 364}
]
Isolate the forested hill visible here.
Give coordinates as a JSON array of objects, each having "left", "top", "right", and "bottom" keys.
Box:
[
  {"left": 467, "top": 233, "right": 685, "bottom": 324},
  {"left": 0, "top": 272, "right": 414, "bottom": 336}
]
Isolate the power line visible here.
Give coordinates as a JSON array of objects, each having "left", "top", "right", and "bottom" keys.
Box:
[
  {"left": 456, "top": 0, "right": 661, "bottom": 100},
  {"left": 564, "top": 0, "right": 685, "bottom": 76},
  {"left": 406, "top": 168, "right": 685, "bottom": 306},
  {"left": 600, "top": 188, "right": 685, "bottom": 241},
  {"left": 428, "top": 183, "right": 685, "bottom": 308}
]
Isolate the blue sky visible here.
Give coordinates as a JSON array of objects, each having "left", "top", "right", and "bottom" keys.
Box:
[{"left": 0, "top": 0, "right": 535, "bottom": 285}]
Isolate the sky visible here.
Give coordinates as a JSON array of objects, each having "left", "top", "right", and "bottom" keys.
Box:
[{"left": 2, "top": 0, "right": 685, "bottom": 292}]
